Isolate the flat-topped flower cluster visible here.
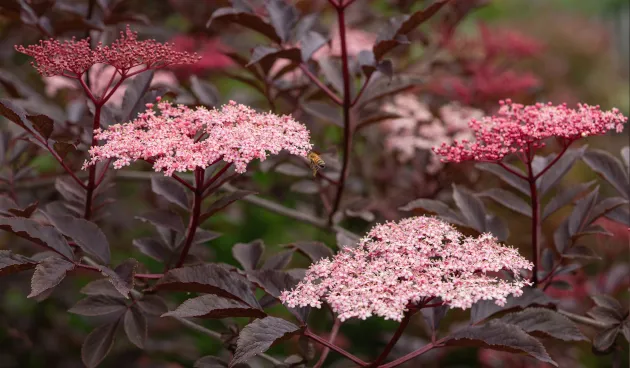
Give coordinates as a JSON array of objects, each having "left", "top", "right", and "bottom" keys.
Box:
[
  {"left": 85, "top": 99, "right": 312, "bottom": 175},
  {"left": 434, "top": 100, "right": 627, "bottom": 163},
  {"left": 281, "top": 216, "right": 532, "bottom": 322},
  {"left": 16, "top": 26, "right": 199, "bottom": 77}
]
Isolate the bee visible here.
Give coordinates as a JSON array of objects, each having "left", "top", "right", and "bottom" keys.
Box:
[{"left": 307, "top": 151, "right": 325, "bottom": 177}]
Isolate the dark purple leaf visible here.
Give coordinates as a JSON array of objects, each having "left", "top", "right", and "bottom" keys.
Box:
[
  {"left": 190, "top": 76, "right": 219, "bottom": 107},
  {"left": 81, "top": 320, "right": 119, "bottom": 368},
  {"left": 200, "top": 190, "right": 255, "bottom": 222},
  {"left": 288, "top": 241, "right": 333, "bottom": 263},
  {"left": 136, "top": 209, "right": 185, "bottom": 234},
  {"left": 358, "top": 50, "right": 377, "bottom": 77},
  {"left": 553, "top": 218, "right": 570, "bottom": 253},
  {"left": 479, "top": 188, "right": 532, "bottom": 217},
  {"left": 593, "top": 325, "right": 621, "bottom": 353},
  {"left": 28, "top": 257, "right": 75, "bottom": 298},
  {"left": 476, "top": 163, "right": 529, "bottom": 196},
  {"left": 137, "top": 295, "right": 169, "bottom": 316},
  {"left": 542, "top": 181, "right": 595, "bottom": 219},
  {"left": 80, "top": 279, "right": 127, "bottom": 299},
  {"left": 537, "top": 147, "right": 585, "bottom": 195},
  {"left": 622, "top": 319, "right": 630, "bottom": 343},
  {"left": 587, "top": 197, "right": 628, "bottom": 224},
  {"left": 452, "top": 185, "right": 486, "bottom": 232},
  {"left": 446, "top": 320, "right": 556, "bottom": 366},
  {"left": 194, "top": 229, "right": 221, "bottom": 244},
  {"left": 0, "top": 216, "right": 74, "bottom": 260},
  {"left": 88, "top": 100, "right": 119, "bottom": 127},
  {"left": 587, "top": 306, "right": 623, "bottom": 325},
  {"left": 498, "top": 308, "right": 586, "bottom": 341},
  {"left": 357, "top": 75, "right": 422, "bottom": 107},
  {"left": 266, "top": 0, "right": 298, "bottom": 43},
  {"left": 45, "top": 213, "right": 110, "bottom": 264},
  {"left": 568, "top": 187, "right": 599, "bottom": 235},
  {"left": 399, "top": 198, "right": 465, "bottom": 225},
  {"left": 55, "top": 176, "right": 85, "bottom": 203},
  {"left": 336, "top": 230, "right": 360, "bottom": 249},
  {"left": 156, "top": 264, "right": 260, "bottom": 308},
  {"left": 232, "top": 239, "right": 264, "bottom": 271},
  {"left": 563, "top": 245, "right": 600, "bottom": 260},
  {"left": 621, "top": 146, "right": 629, "bottom": 168},
  {"left": 301, "top": 101, "right": 342, "bottom": 127},
  {"left": 549, "top": 280, "right": 572, "bottom": 290},
  {"left": 247, "top": 47, "right": 301, "bottom": 72},
  {"left": 470, "top": 287, "right": 554, "bottom": 324},
  {"left": 246, "top": 269, "right": 309, "bottom": 322},
  {"left": 605, "top": 206, "right": 630, "bottom": 226},
  {"left": 114, "top": 258, "right": 137, "bottom": 287},
  {"left": 484, "top": 213, "right": 509, "bottom": 242},
  {"left": 541, "top": 248, "right": 554, "bottom": 272},
  {"left": 124, "top": 305, "right": 147, "bottom": 348},
  {"left": 121, "top": 71, "right": 154, "bottom": 122},
  {"left": 7, "top": 201, "right": 39, "bottom": 218},
  {"left": 99, "top": 266, "right": 132, "bottom": 299},
  {"left": 261, "top": 250, "right": 293, "bottom": 270},
  {"left": 194, "top": 356, "right": 228, "bottom": 368},
  {"left": 591, "top": 295, "right": 624, "bottom": 314},
  {"left": 69, "top": 295, "right": 127, "bottom": 316},
  {"left": 133, "top": 237, "right": 171, "bottom": 262},
  {"left": 274, "top": 163, "right": 309, "bottom": 177},
  {"left": 53, "top": 141, "right": 77, "bottom": 160},
  {"left": 420, "top": 304, "right": 448, "bottom": 333},
  {"left": 163, "top": 294, "right": 266, "bottom": 319},
  {"left": 300, "top": 31, "right": 327, "bottom": 62},
  {"left": 373, "top": 0, "right": 449, "bottom": 60},
  {"left": 0, "top": 250, "right": 36, "bottom": 276},
  {"left": 26, "top": 114, "right": 54, "bottom": 140},
  {"left": 151, "top": 176, "right": 190, "bottom": 210},
  {"left": 318, "top": 56, "right": 344, "bottom": 94},
  {"left": 583, "top": 149, "right": 629, "bottom": 199},
  {"left": 208, "top": 7, "right": 281, "bottom": 44},
  {"left": 231, "top": 317, "right": 303, "bottom": 367}
]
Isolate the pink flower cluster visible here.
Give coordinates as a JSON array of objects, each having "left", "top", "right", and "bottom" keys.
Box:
[
  {"left": 434, "top": 100, "right": 628, "bottom": 163},
  {"left": 381, "top": 94, "right": 481, "bottom": 173},
  {"left": 16, "top": 26, "right": 199, "bottom": 77},
  {"left": 281, "top": 216, "right": 532, "bottom": 322},
  {"left": 85, "top": 99, "right": 312, "bottom": 175}
]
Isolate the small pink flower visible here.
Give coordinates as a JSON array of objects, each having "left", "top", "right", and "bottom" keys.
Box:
[
  {"left": 434, "top": 100, "right": 628, "bottom": 163},
  {"left": 85, "top": 100, "right": 312, "bottom": 176},
  {"left": 281, "top": 216, "right": 532, "bottom": 322}
]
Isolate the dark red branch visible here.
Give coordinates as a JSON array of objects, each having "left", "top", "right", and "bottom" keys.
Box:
[
  {"left": 174, "top": 168, "right": 204, "bottom": 268},
  {"left": 305, "top": 329, "right": 368, "bottom": 366}
]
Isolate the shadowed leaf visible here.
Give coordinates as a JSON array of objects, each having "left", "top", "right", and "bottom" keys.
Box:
[
  {"left": 133, "top": 237, "right": 171, "bottom": 262},
  {"left": 231, "top": 317, "right": 303, "bottom": 367},
  {"left": 446, "top": 320, "right": 557, "bottom": 366},
  {"left": 587, "top": 306, "right": 623, "bottom": 325},
  {"left": 261, "top": 250, "right": 293, "bottom": 270},
  {"left": 190, "top": 76, "right": 219, "bottom": 107},
  {"left": 593, "top": 325, "right": 621, "bottom": 353},
  {"left": 583, "top": 149, "right": 629, "bottom": 199},
  {"left": 69, "top": 295, "right": 127, "bottom": 316},
  {"left": 80, "top": 279, "right": 127, "bottom": 299},
  {"left": 136, "top": 209, "right": 185, "bottom": 234},
  {"left": 542, "top": 181, "right": 595, "bottom": 219},
  {"left": 476, "top": 163, "right": 529, "bottom": 195},
  {"left": 28, "top": 257, "right": 75, "bottom": 298},
  {"left": 0, "top": 250, "right": 36, "bottom": 276},
  {"left": 499, "top": 308, "right": 586, "bottom": 341},
  {"left": 287, "top": 241, "right": 333, "bottom": 263},
  {"left": 266, "top": 0, "right": 298, "bottom": 43},
  {"left": 208, "top": 8, "right": 280, "bottom": 44},
  {"left": 200, "top": 190, "right": 255, "bottom": 221},
  {"left": 46, "top": 213, "right": 110, "bottom": 264},
  {"left": 537, "top": 147, "right": 586, "bottom": 195},
  {"left": 137, "top": 295, "right": 169, "bottom": 316},
  {"left": 151, "top": 176, "right": 190, "bottom": 209},
  {"left": 163, "top": 294, "right": 266, "bottom": 319},
  {"left": 452, "top": 185, "right": 486, "bottom": 232},
  {"left": 479, "top": 188, "right": 531, "bottom": 217},
  {"left": 300, "top": 31, "right": 327, "bottom": 62},
  {"left": 232, "top": 239, "right": 264, "bottom": 271},
  {"left": 591, "top": 295, "right": 623, "bottom": 314},
  {"left": 121, "top": 71, "right": 154, "bottom": 122},
  {"left": 471, "top": 287, "right": 554, "bottom": 324},
  {"left": 246, "top": 269, "right": 309, "bottom": 322},
  {"left": 0, "top": 217, "right": 74, "bottom": 260},
  {"left": 568, "top": 187, "right": 599, "bottom": 235},
  {"left": 124, "top": 305, "right": 147, "bottom": 348},
  {"left": 81, "top": 320, "right": 119, "bottom": 368}
]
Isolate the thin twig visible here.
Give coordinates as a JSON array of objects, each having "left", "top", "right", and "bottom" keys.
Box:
[
  {"left": 371, "top": 311, "right": 415, "bottom": 366},
  {"left": 298, "top": 64, "right": 343, "bottom": 106},
  {"left": 314, "top": 319, "right": 342, "bottom": 368},
  {"left": 305, "top": 329, "right": 368, "bottom": 366}
]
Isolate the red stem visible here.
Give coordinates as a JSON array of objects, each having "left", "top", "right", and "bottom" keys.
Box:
[
  {"left": 496, "top": 161, "right": 528, "bottom": 180},
  {"left": 83, "top": 103, "right": 101, "bottom": 219},
  {"left": 171, "top": 173, "right": 196, "bottom": 192},
  {"left": 379, "top": 339, "right": 443, "bottom": 368},
  {"left": 305, "top": 329, "right": 368, "bottom": 366},
  {"left": 298, "top": 64, "right": 342, "bottom": 106},
  {"left": 174, "top": 168, "right": 204, "bottom": 268},
  {"left": 313, "top": 319, "right": 342, "bottom": 368},
  {"left": 201, "top": 163, "right": 233, "bottom": 194},
  {"left": 533, "top": 140, "right": 572, "bottom": 180},
  {"left": 371, "top": 311, "right": 415, "bottom": 366},
  {"left": 328, "top": 4, "right": 353, "bottom": 224}
]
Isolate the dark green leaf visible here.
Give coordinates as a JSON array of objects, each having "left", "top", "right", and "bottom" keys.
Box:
[
  {"left": 163, "top": 294, "right": 266, "bottom": 319},
  {"left": 208, "top": 8, "right": 281, "bottom": 44},
  {"left": 499, "top": 308, "right": 586, "bottom": 341},
  {"left": 156, "top": 263, "right": 260, "bottom": 308},
  {"left": 231, "top": 317, "right": 303, "bottom": 367},
  {"left": 28, "top": 257, "right": 75, "bottom": 298},
  {"left": 232, "top": 239, "right": 264, "bottom": 271},
  {"left": 151, "top": 176, "right": 190, "bottom": 210},
  {"left": 69, "top": 295, "right": 127, "bottom": 316},
  {"left": 124, "top": 305, "right": 147, "bottom": 348},
  {"left": 81, "top": 320, "right": 119, "bottom": 368},
  {"left": 446, "top": 320, "right": 556, "bottom": 366},
  {"left": 479, "top": 188, "right": 532, "bottom": 217},
  {"left": 0, "top": 250, "right": 36, "bottom": 276},
  {"left": 45, "top": 213, "right": 110, "bottom": 264}
]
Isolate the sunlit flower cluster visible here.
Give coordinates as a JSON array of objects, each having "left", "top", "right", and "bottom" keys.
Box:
[
  {"left": 85, "top": 99, "right": 312, "bottom": 175},
  {"left": 381, "top": 94, "right": 481, "bottom": 173},
  {"left": 16, "top": 26, "right": 199, "bottom": 77},
  {"left": 281, "top": 216, "right": 532, "bottom": 322},
  {"left": 434, "top": 100, "right": 627, "bottom": 163}
]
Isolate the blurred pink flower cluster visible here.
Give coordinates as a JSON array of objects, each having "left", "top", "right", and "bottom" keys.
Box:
[
  {"left": 434, "top": 100, "right": 627, "bottom": 163},
  {"left": 16, "top": 26, "right": 199, "bottom": 77},
  {"left": 168, "top": 34, "right": 233, "bottom": 75},
  {"left": 431, "top": 24, "right": 543, "bottom": 106},
  {"left": 281, "top": 216, "right": 532, "bottom": 321},
  {"left": 380, "top": 94, "right": 481, "bottom": 173},
  {"left": 85, "top": 99, "right": 312, "bottom": 175}
]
